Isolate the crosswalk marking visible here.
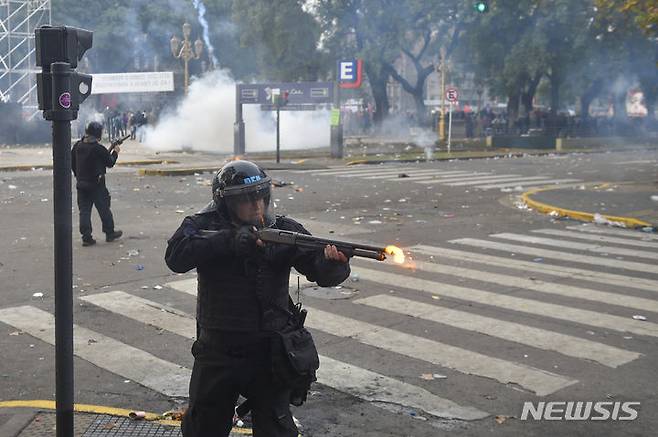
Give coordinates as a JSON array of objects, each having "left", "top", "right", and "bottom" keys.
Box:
[
  {"left": 288, "top": 166, "right": 583, "bottom": 191},
  {"left": 336, "top": 169, "right": 426, "bottom": 178},
  {"left": 361, "top": 170, "right": 473, "bottom": 180},
  {"left": 319, "top": 168, "right": 415, "bottom": 177},
  {"left": 410, "top": 245, "right": 658, "bottom": 293},
  {"left": 532, "top": 229, "right": 658, "bottom": 250},
  {"left": 355, "top": 295, "right": 640, "bottom": 368},
  {"left": 304, "top": 308, "right": 576, "bottom": 396},
  {"left": 445, "top": 176, "right": 551, "bottom": 186},
  {"left": 318, "top": 356, "right": 488, "bottom": 420},
  {"left": 83, "top": 290, "right": 573, "bottom": 396},
  {"left": 566, "top": 225, "right": 658, "bottom": 241},
  {"left": 358, "top": 254, "right": 658, "bottom": 312},
  {"left": 382, "top": 172, "right": 490, "bottom": 182},
  {"left": 166, "top": 278, "right": 197, "bottom": 295},
  {"left": 489, "top": 232, "right": 658, "bottom": 260},
  {"left": 531, "top": 229, "right": 658, "bottom": 249},
  {"left": 350, "top": 267, "right": 658, "bottom": 338},
  {"left": 0, "top": 306, "right": 190, "bottom": 398},
  {"left": 475, "top": 179, "right": 580, "bottom": 189},
  {"left": 451, "top": 238, "right": 658, "bottom": 274},
  {"left": 81, "top": 291, "right": 487, "bottom": 420},
  {"left": 290, "top": 166, "right": 414, "bottom": 175},
  {"left": 489, "top": 233, "right": 658, "bottom": 261}
]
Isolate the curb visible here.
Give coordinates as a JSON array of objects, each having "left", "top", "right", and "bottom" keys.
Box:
[
  {"left": 0, "top": 160, "right": 177, "bottom": 173},
  {"left": 521, "top": 185, "right": 653, "bottom": 229},
  {"left": 137, "top": 162, "right": 325, "bottom": 176},
  {"left": 0, "top": 400, "right": 181, "bottom": 428}
]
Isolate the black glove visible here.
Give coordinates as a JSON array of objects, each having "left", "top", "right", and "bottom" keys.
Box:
[{"left": 234, "top": 225, "right": 259, "bottom": 258}]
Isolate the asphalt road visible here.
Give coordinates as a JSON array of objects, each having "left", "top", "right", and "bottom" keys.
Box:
[{"left": 1, "top": 149, "right": 657, "bottom": 436}]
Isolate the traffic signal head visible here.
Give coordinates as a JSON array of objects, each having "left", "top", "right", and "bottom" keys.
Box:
[
  {"left": 474, "top": 1, "right": 489, "bottom": 13},
  {"left": 36, "top": 26, "right": 93, "bottom": 70}
]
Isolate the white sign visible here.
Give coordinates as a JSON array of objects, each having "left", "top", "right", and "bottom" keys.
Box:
[
  {"left": 339, "top": 61, "right": 355, "bottom": 81},
  {"left": 90, "top": 72, "right": 174, "bottom": 94},
  {"left": 446, "top": 87, "right": 459, "bottom": 103}
]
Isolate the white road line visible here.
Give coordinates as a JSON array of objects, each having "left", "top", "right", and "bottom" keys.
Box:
[
  {"left": 361, "top": 170, "right": 473, "bottom": 180},
  {"left": 445, "top": 176, "right": 551, "bottom": 187},
  {"left": 156, "top": 282, "right": 574, "bottom": 394},
  {"left": 358, "top": 254, "right": 658, "bottom": 313},
  {"left": 166, "top": 278, "right": 197, "bottom": 295},
  {"left": 490, "top": 233, "right": 658, "bottom": 261},
  {"left": 567, "top": 225, "right": 658, "bottom": 241},
  {"left": 475, "top": 179, "right": 581, "bottom": 189},
  {"left": 290, "top": 166, "right": 412, "bottom": 175},
  {"left": 318, "top": 356, "right": 488, "bottom": 420},
  {"left": 410, "top": 245, "right": 658, "bottom": 293},
  {"left": 0, "top": 306, "right": 190, "bottom": 398},
  {"left": 414, "top": 174, "right": 520, "bottom": 185},
  {"left": 82, "top": 291, "right": 487, "bottom": 420},
  {"left": 305, "top": 308, "right": 576, "bottom": 396},
  {"left": 532, "top": 229, "right": 658, "bottom": 249},
  {"left": 336, "top": 169, "right": 428, "bottom": 178},
  {"left": 383, "top": 172, "right": 490, "bottom": 182},
  {"left": 350, "top": 266, "right": 658, "bottom": 338},
  {"left": 355, "top": 294, "right": 640, "bottom": 368},
  {"left": 315, "top": 168, "right": 416, "bottom": 177},
  {"left": 80, "top": 292, "right": 196, "bottom": 337},
  {"left": 451, "top": 238, "right": 658, "bottom": 274}
]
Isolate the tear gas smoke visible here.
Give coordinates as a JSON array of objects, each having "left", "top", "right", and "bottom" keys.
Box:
[
  {"left": 192, "top": 0, "right": 219, "bottom": 67},
  {"left": 144, "top": 70, "right": 330, "bottom": 153}
]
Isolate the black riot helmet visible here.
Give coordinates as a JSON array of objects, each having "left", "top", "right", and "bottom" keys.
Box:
[
  {"left": 85, "top": 121, "right": 103, "bottom": 140},
  {"left": 212, "top": 160, "right": 274, "bottom": 227}
]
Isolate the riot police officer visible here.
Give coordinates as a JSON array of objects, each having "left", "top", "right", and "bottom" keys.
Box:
[
  {"left": 165, "top": 160, "right": 350, "bottom": 437},
  {"left": 71, "top": 121, "right": 123, "bottom": 246}
]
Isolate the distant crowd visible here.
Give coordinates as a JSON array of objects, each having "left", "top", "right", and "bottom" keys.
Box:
[{"left": 102, "top": 108, "right": 152, "bottom": 142}]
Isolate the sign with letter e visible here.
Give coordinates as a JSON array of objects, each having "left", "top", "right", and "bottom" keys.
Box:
[{"left": 338, "top": 59, "right": 363, "bottom": 89}]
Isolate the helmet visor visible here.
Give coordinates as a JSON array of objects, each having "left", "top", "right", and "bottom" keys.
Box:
[{"left": 224, "top": 188, "right": 273, "bottom": 227}]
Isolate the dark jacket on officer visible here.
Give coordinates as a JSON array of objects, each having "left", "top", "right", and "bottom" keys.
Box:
[
  {"left": 71, "top": 135, "right": 118, "bottom": 188},
  {"left": 165, "top": 205, "right": 350, "bottom": 332}
]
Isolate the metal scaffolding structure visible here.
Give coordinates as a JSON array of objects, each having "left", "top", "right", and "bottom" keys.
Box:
[{"left": 0, "top": 0, "right": 51, "bottom": 115}]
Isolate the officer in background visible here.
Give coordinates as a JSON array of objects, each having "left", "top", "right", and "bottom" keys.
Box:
[
  {"left": 165, "top": 160, "right": 350, "bottom": 437},
  {"left": 71, "top": 121, "right": 123, "bottom": 246}
]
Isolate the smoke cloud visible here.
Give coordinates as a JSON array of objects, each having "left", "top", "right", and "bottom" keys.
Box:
[{"left": 144, "top": 69, "right": 330, "bottom": 153}]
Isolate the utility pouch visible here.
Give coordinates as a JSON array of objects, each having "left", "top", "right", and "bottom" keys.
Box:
[{"left": 266, "top": 299, "right": 319, "bottom": 406}]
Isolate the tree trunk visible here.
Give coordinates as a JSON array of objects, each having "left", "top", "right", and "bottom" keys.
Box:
[
  {"left": 579, "top": 78, "right": 603, "bottom": 121},
  {"left": 549, "top": 71, "right": 561, "bottom": 116},
  {"left": 507, "top": 93, "right": 520, "bottom": 133},
  {"left": 521, "top": 74, "right": 541, "bottom": 116},
  {"left": 366, "top": 63, "right": 389, "bottom": 126}
]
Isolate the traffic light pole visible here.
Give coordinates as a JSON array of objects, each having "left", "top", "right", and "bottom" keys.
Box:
[{"left": 50, "top": 61, "right": 75, "bottom": 437}]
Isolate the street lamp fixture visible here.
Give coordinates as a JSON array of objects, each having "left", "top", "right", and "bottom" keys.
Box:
[{"left": 170, "top": 22, "right": 204, "bottom": 95}]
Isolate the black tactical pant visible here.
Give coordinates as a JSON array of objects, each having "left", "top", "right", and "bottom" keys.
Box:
[
  {"left": 182, "top": 330, "right": 297, "bottom": 437},
  {"left": 76, "top": 181, "right": 115, "bottom": 238}
]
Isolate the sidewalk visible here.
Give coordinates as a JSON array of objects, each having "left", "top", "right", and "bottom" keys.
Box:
[{"left": 0, "top": 402, "right": 253, "bottom": 436}]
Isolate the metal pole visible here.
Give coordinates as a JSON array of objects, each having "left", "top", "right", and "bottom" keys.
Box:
[
  {"left": 448, "top": 103, "right": 453, "bottom": 153},
  {"left": 234, "top": 85, "right": 245, "bottom": 156},
  {"left": 439, "top": 52, "right": 446, "bottom": 142},
  {"left": 50, "top": 61, "right": 74, "bottom": 437},
  {"left": 276, "top": 106, "right": 280, "bottom": 163}
]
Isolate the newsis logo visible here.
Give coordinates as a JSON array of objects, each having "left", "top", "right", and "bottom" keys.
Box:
[{"left": 521, "top": 401, "right": 640, "bottom": 421}]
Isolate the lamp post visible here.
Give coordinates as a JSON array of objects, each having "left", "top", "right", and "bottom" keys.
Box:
[
  {"left": 436, "top": 47, "right": 447, "bottom": 143},
  {"left": 170, "top": 22, "right": 204, "bottom": 95}
]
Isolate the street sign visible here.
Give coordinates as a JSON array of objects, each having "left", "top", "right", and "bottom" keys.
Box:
[
  {"left": 237, "top": 82, "right": 333, "bottom": 105},
  {"left": 446, "top": 87, "right": 459, "bottom": 103},
  {"left": 338, "top": 59, "right": 363, "bottom": 89}
]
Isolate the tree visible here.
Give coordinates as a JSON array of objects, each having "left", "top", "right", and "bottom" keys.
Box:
[{"left": 231, "top": 0, "right": 325, "bottom": 81}]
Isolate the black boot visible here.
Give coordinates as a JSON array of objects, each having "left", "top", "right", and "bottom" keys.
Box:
[
  {"left": 105, "top": 230, "right": 123, "bottom": 242},
  {"left": 82, "top": 236, "right": 96, "bottom": 247}
]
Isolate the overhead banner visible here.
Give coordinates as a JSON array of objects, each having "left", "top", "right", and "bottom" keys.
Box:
[{"left": 90, "top": 72, "right": 174, "bottom": 94}]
